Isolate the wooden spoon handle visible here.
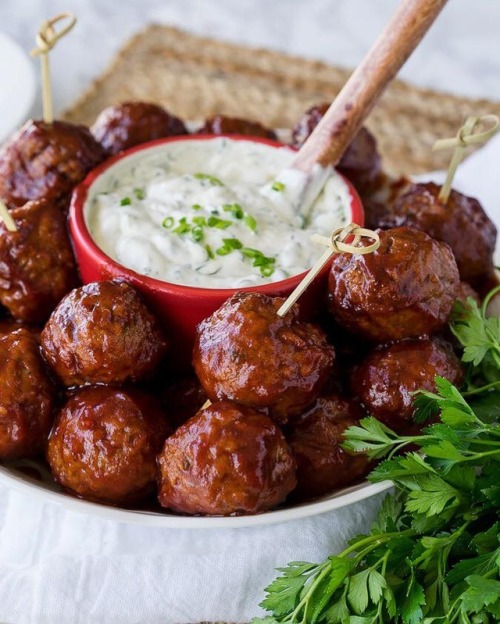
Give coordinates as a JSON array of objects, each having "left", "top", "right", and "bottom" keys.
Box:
[{"left": 291, "top": 0, "right": 449, "bottom": 173}]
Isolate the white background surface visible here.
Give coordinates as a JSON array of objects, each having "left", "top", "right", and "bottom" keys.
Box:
[{"left": 0, "top": 1, "right": 499, "bottom": 623}]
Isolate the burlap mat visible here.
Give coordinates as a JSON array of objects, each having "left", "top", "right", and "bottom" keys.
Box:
[{"left": 63, "top": 25, "right": 500, "bottom": 175}]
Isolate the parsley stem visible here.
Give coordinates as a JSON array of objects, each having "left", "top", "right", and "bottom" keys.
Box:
[
  {"left": 480, "top": 284, "right": 500, "bottom": 317},
  {"left": 462, "top": 380, "right": 500, "bottom": 395}
]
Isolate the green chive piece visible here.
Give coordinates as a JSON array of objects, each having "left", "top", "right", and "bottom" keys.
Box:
[
  {"left": 162, "top": 216, "right": 174, "bottom": 229},
  {"left": 120, "top": 197, "right": 131, "bottom": 206},
  {"left": 173, "top": 217, "right": 191, "bottom": 234},
  {"left": 223, "top": 203, "right": 244, "bottom": 219},
  {"left": 192, "top": 216, "right": 207, "bottom": 226},
  {"left": 194, "top": 173, "right": 224, "bottom": 186},
  {"left": 271, "top": 181, "right": 286, "bottom": 192},
  {"left": 207, "top": 216, "right": 232, "bottom": 229},
  {"left": 241, "top": 247, "right": 263, "bottom": 259},
  {"left": 133, "top": 188, "right": 145, "bottom": 200},
  {"left": 205, "top": 244, "right": 215, "bottom": 260},
  {"left": 260, "top": 264, "right": 275, "bottom": 277},
  {"left": 222, "top": 238, "right": 243, "bottom": 250},
  {"left": 216, "top": 246, "right": 232, "bottom": 256},
  {"left": 243, "top": 214, "right": 257, "bottom": 232},
  {"left": 192, "top": 204, "right": 202, "bottom": 211},
  {"left": 192, "top": 225, "right": 204, "bottom": 242}
]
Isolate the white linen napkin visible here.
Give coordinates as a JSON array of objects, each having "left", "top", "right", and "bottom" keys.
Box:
[{"left": 0, "top": 136, "right": 499, "bottom": 624}]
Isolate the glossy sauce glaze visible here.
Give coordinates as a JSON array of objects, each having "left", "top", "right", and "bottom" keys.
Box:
[{"left": 85, "top": 137, "right": 351, "bottom": 288}]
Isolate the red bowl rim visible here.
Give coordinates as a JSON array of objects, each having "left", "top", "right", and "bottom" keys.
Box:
[{"left": 69, "top": 134, "right": 365, "bottom": 298}]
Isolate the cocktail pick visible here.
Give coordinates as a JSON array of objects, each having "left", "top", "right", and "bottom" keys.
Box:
[
  {"left": 276, "top": 223, "right": 380, "bottom": 317},
  {"left": 433, "top": 114, "right": 499, "bottom": 204},
  {"left": 0, "top": 200, "right": 17, "bottom": 232},
  {"left": 31, "top": 12, "right": 77, "bottom": 124}
]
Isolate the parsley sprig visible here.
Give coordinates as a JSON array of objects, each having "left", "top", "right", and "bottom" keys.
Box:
[{"left": 253, "top": 287, "right": 500, "bottom": 624}]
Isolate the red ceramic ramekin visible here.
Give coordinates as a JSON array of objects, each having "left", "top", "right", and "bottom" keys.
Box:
[{"left": 69, "top": 135, "right": 364, "bottom": 362}]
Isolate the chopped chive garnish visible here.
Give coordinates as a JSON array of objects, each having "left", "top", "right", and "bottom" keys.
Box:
[
  {"left": 260, "top": 264, "right": 275, "bottom": 277},
  {"left": 120, "top": 197, "right": 131, "bottom": 206},
  {"left": 194, "top": 173, "right": 224, "bottom": 186},
  {"left": 192, "top": 216, "right": 207, "bottom": 226},
  {"left": 162, "top": 216, "right": 174, "bottom": 229},
  {"left": 207, "top": 216, "right": 232, "bottom": 229},
  {"left": 223, "top": 203, "right": 244, "bottom": 219},
  {"left": 133, "top": 188, "right": 145, "bottom": 200},
  {"left": 192, "top": 225, "right": 204, "bottom": 242},
  {"left": 243, "top": 213, "right": 257, "bottom": 232},
  {"left": 222, "top": 238, "right": 243, "bottom": 250},
  {"left": 241, "top": 247, "right": 263, "bottom": 259},
  {"left": 271, "top": 181, "right": 286, "bottom": 192},
  {"left": 192, "top": 204, "right": 202, "bottom": 210},
  {"left": 216, "top": 245, "right": 232, "bottom": 256},
  {"left": 173, "top": 217, "right": 192, "bottom": 234},
  {"left": 205, "top": 244, "right": 215, "bottom": 260}
]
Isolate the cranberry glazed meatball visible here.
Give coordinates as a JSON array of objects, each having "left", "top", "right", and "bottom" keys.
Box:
[
  {"left": 381, "top": 182, "right": 497, "bottom": 288},
  {"left": 0, "top": 329, "right": 55, "bottom": 459},
  {"left": 157, "top": 401, "right": 296, "bottom": 515},
  {"left": 47, "top": 386, "right": 170, "bottom": 504},
  {"left": 291, "top": 103, "right": 382, "bottom": 196},
  {"left": 287, "top": 392, "right": 370, "bottom": 502},
  {"left": 351, "top": 338, "right": 463, "bottom": 433},
  {"left": 197, "top": 115, "right": 277, "bottom": 140},
  {"left": 0, "top": 120, "right": 105, "bottom": 210},
  {"left": 193, "top": 292, "right": 334, "bottom": 423},
  {"left": 41, "top": 280, "right": 168, "bottom": 386},
  {"left": 0, "top": 199, "right": 79, "bottom": 323},
  {"left": 328, "top": 227, "right": 460, "bottom": 342},
  {"left": 91, "top": 101, "right": 187, "bottom": 156}
]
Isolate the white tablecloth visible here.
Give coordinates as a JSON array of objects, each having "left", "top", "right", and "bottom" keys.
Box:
[{"left": 1, "top": 135, "right": 499, "bottom": 624}]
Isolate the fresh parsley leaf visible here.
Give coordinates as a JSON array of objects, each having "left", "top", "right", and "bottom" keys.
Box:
[{"left": 459, "top": 575, "right": 500, "bottom": 613}]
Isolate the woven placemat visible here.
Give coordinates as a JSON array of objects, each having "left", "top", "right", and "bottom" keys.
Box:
[{"left": 63, "top": 25, "right": 500, "bottom": 175}]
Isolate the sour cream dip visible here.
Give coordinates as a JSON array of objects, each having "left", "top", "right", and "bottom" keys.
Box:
[{"left": 85, "top": 137, "right": 352, "bottom": 288}]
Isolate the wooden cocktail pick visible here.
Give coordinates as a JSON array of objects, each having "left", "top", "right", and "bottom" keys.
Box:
[
  {"left": 276, "top": 224, "right": 380, "bottom": 317},
  {"left": 31, "top": 12, "right": 77, "bottom": 124},
  {"left": 432, "top": 114, "right": 499, "bottom": 204},
  {"left": 0, "top": 200, "right": 17, "bottom": 232}
]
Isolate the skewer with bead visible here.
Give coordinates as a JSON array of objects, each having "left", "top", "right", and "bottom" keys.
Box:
[{"left": 31, "top": 12, "right": 77, "bottom": 124}]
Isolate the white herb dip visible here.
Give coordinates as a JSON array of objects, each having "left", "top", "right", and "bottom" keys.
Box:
[{"left": 85, "top": 138, "right": 351, "bottom": 288}]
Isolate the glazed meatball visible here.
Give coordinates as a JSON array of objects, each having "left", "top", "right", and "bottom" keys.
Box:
[
  {"left": 91, "top": 101, "right": 187, "bottom": 156},
  {"left": 380, "top": 182, "right": 497, "bottom": 289},
  {"left": 0, "top": 199, "right": 79, "bottom": 323},
  {"left": 328, "top": 227, "right": 460, "bottom": 342},
  {"left": 193, "top": 292, "right": 334, "bottom": 423},
  {"left": 197, "top": 115, "right": 277, "bottom": 140},
  {"left": 41, "top": 280, "right": 168, "bottom": 386},
  {"left": 0, "top": 329, "right": 55, "bottom": 459},
  {"left": 287, "top": 392, "right": 370, "bottom": 502},
  {"left": 0, "top": 120, "right": 105, "bottom": 210},
  {"left": 161, "top": 376, "right": 208, "bottom": 429},
  {"left": 157, "top": 401, "right": 296, "bottom": 515},
  {"left": 291, "top": 103, "right": 382, "bottom": 196},
  {"left": 351, "top": 338, "right": 463, "bottom": 433},
  {"left": 47, "top": 386, "right": 170, "bottom": 504}
]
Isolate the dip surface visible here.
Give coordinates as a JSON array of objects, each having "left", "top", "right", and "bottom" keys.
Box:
[{"left": 86, "top": 137, "right": 350, "bottom": 288}]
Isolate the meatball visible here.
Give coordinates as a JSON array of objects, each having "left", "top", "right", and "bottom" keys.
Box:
[
  {"left": 41, "top": 280, "right": 168, "bottom": 386},
  {"left": 287, "top": 392, "right": 370, "bottom": 502},
  {"left": 197, "top": 115, "right": 277, "bottom": 140},
  {"left": 328, "top": 227, "right": 460, "bottom": 342},
  {"left": 291, "top": 103, "right": 381, "bottom": 196},
  {"left": 193, "top": 292, "right": 334, "bottom": 423},
  {"left": 157, "top": 401, "right": 296, "bottom": 515},
  {"left": 380, "top": 182, "right": 497, "bottom": 288},
  {"left": 161, "top": 376, "right": 208, "bottom": 430},
  {"left": 0, "top": 120, "right": 105, "bottom": 210},
  {"left": 0, "top": 329, "right": 55, "bottom": 459},
  {"left": 351, "top": 338, "right": 463, "bottom": 433},
  {"left": 47, "top": 386, "right": 170, "bottom": 504},
  {"left": 91, "top": 101, "right": 187, "bottom": 156},
  {"left": 0, "top": 199, "right": 79, "bottom": 323}
]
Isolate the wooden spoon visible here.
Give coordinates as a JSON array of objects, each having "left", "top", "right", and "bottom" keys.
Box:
[{"left": 275, "top": 0, "right": 449, "bottom": 213}]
